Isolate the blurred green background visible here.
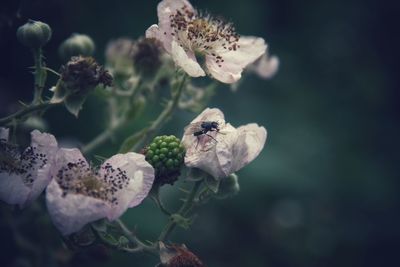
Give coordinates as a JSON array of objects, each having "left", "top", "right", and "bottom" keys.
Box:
[{"left": 1, "top": 0, "right": 399, "bottom": 266}]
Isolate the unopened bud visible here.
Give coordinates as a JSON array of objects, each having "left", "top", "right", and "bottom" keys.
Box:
[
  {"left": 59, "top": 33, "right": 95, "bottom": 61},
  {"left": 17, "top": 20, "right": 52, "bottom": 49}
]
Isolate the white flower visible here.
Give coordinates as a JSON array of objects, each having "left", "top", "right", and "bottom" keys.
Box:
[
  {"left": 181, "top": 108, "right": 267, "bottom": 179},
  {"left": 46, "top": 148, "right": 154, "bottom": 235},
  {"left": 146, "top": 0, "right": 267, "bottom": 84},
  {"left": 0, "top": 128, "right": 58, "bottom": 208}
]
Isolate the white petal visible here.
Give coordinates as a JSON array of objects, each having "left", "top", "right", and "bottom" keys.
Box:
[
  {"left": 229, "top": 124, "right": 267, "bottom": 173},
  {"left": 156, "top": 0, "right": 195, "bottom": 53},
  {"left": 252, "top": 54, "right": 279, "bottom": 79},
  {"left": 207, "top": 36, "right": 267, "bottom": 84},
  {"left": 0, "top": 172, "right": 30, "bottom": 207},
  {"left": 46, "top": 178, "right": 109, "bottom": 236},
  {"left": 0, "top": 128, "right": 9, "bottom": 141},
  {"left": 171, "top": 40, "right": 205, "bottom": 77},
  {"left": 98, "top": 153, "right": 154, "bottom": 220},
  {"left": 25, "top": 130, "right": 58, "bottom": 205}
]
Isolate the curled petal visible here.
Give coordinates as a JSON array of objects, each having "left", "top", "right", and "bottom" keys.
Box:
[
  {"left": 171, "top": 40, "right": 205, "bottom": 77},
  {"left": 207, "top": 37, "right": 267, "bottom": 84},
  {"left": 99, "top": 153, "right": 154, "bottom": 220},
  {"left": 46, "top": 179, "right": 109, "bottom": 236}
]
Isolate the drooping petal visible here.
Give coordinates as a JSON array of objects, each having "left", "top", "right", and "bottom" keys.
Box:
[
  {"left": 0, "top": 172, "right": 31, "bottom": 207},
  {"left": 156, "top": 0, "right": 195, "bottom": 52},
  {"left": 25, "top": 130, "right": 58, "bottom": 205},
  {"left": 0, "top": 128, "right": 9, "bottom": 141},
  {"left": 46, "top": 148, "right": 109, "bottom": 235},
  {"left": 171, "top": 40, "right": 205, "bottom": 77},
  {"left": 46, "top": 178, "right": 109, "bottom": 236},
  {"left": 223, "top": 123, "right": 267, "bottom": 175},
  {"left": 98, "top": 152, "right": 154, "bottom": 220},
  {"left": 207, "top": 36, "right": 267, "bottom": 84}
]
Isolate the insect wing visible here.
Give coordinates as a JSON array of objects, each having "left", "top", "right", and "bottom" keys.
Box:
[{"left": 184, "top": 121, "right": 204, "bottom": 135}]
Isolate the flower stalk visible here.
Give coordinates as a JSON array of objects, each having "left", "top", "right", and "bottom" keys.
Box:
[{"left": 32, "top": 48, "right": 47, "bottom": 104}]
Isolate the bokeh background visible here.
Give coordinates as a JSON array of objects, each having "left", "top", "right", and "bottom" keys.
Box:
[{"left": 1, "top": 0, "right": 399, "bottom": 266}]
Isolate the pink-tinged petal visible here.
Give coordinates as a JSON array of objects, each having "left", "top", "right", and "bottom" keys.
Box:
[
  {"left": 252, "top": 54, "right": 279, "bottom": 79},
  {"left": 229, "top": 124, "right": 267, "bottom": 173},
  {"left": 171, "top": 40, "right": 205, "bottom": 77},
  {"left": 25, "top": 130, "right": 58, "bottom": 205},
  {"left": 207, "top": 36, "right": 267, "bottom": 84},
  {"left": 0, "top": 128, "right": 9, "bottom": 141},
  {"left": 145, "top": 24, "right": 166, "bottom": 47},
  {"left": 0, "top": 172, "right": 30, "bottom": 207},
  {"left": 46, "top": 178, "right": 109, "bottom": 236},
  {"left": 52, "top": 148, "right": 88, "bottom": 171},
  {"left": 156, "top": 0, "right": 195, "bottom": 52},
  {"left": 98, "top": 153, "right": 154, "bottom": 220}
]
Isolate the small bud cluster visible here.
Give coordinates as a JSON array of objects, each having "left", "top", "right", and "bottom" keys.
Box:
[
  {"left": 144, "top": 135, "right": 185, "bottom": 185},
  {"left": 60, "top": 56, "right": 113, "bottom": 92},
  {"left": 59, "top": 33, "right": 95, "bottom": 61},
  {"left": 17, "top": 20, "right": 52, "bottom": 49}
]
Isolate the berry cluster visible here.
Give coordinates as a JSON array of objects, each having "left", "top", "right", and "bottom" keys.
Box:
[{"left": 145, "top": 135, "right": 185, "bottom": 185}]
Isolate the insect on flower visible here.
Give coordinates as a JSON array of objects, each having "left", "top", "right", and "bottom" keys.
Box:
[{"left": 184, "top": 120, "right": 222, "bottom": 150}]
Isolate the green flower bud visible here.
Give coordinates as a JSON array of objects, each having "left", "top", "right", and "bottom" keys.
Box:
[
  {"left": 144, "top": 135, "right": 186, "bottom": 186},
  {"left": 17, "top": 20, "right": 52, "bottom": 49},
  {"left": 215, "top": 174, "right": 240, "bottom": 199},
  {"left": 59, "top": 33, "right": 95, "bottom": 61}
]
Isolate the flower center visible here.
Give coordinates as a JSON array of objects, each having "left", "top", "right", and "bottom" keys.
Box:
[
  {"left": 55, "top": 160, "right": 130, "bottom": 205},
  {"left": 169, "top": 5, "right": 240, "bottom": 66}
]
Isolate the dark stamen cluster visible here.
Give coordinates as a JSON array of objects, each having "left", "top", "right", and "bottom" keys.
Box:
[
  {"left": 168, "top": 5, "right": 240, "bottom": 68},
  {"left": 55, "top": 159, "right": 130, "bottom": 205},
  {"left": 0, "top": 139, "right": 48, "bottom": 186}
]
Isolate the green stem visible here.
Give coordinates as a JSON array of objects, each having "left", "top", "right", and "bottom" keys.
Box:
[
  {"left": 0, "top": 101, "right": 60, "bottom": 126},
  {"left": 115, "top": 219, "right": 158, "bottom": 255},
  {"left": 32, "top": 48, "right": 47, "bottom": 104},
  {"left": 158, "top": 180, "right": 202, "bottom": 241},
  {"left": 130, "top": 74, "right": 187, "bottom": 152}
]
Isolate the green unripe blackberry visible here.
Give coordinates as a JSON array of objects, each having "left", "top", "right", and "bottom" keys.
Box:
[
  {"left": 17, "top": 20, "right": 52, "bottom": 49},
  {"left": 144, "top": 135, "right": 185, "bottom": 185}
]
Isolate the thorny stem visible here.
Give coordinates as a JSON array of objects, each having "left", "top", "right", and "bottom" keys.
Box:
[
  {"left": 32, "top": 48, "right": 47, "bottom": 104},
  {"left": 115, "top": 219, "right": 158, "bottom": 255},
  {"left": 0, "top": 101, "right": 60, "bottom": 126},
  {"left": 130, "top": 74, "right": 187, "bottom": 152},
  {"left": 158, "top": 180, "right": 203, "bottom": 242}
]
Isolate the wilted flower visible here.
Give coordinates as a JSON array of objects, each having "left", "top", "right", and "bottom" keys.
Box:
[
  {"left": 50, "top": 56, "right": 113, "bottom": 116},
  {"left": 0, "top": 128, "right": 58, "bottom": 208},
  {"left": 181, "top": 108, "right": 266, "bottom": 179},
  {"left": 158, "top": 242, "right": 206, "bottom": 267},
  {"left": 146, "top": 0, "right": 267, "bottom": 83},
  {"left": 46, "top": 148, "right": 154, "bottom": 235}
]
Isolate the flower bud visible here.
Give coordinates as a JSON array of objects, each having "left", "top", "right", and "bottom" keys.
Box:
[
  {"left": 144, "top": 135, "right": 185, "bottom": 186},
  {"left": 59, "top": 33, "right": 95, "bottom": 61},
  {"left": 215, "top": 173, "right": 240, "bottom": 199},
  {"left": 159, "top": 242, "right": 206, "bottom": 267},
  {"left": 16, "top": 20, "right": 52, "bottom": 49}
]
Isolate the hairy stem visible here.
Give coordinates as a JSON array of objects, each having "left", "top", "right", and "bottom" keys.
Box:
[
  {"left": 32, "top": 48, "right": 47, "bottom": 104},
  {"left": 158, "top": 180, "right": 202, "bottom": 241},
  {"left": 0, "top": 101, "right": 60, "bottom": 126},
  {"left": 130, "top": 74, "right": 187, "bottom": 152}
]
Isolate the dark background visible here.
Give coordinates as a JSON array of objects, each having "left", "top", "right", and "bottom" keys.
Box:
[{"left": 1, "top": 0, "right": 399, "bottom": 266}]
